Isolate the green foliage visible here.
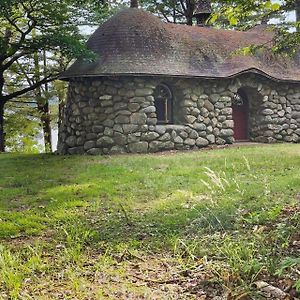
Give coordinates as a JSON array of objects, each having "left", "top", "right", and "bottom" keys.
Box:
[
  {"left": 277, "top": 257, "right": 300, "bottom": 291},
  {"left": 278, "top": 257, "right": 300, "bottom": 273},
  {"left": 5, "top": 106, "right": 43, "bottom": 153},
  {"left": 140, "top": 0, "right": 187, "bottom": 23},
  {"left": 0, "top": 0, "right": 114, "bottom": 152},
  {"left": 213, "top": 0, "right": 300, "bottom": 52},
  {"left": 1, "top": 1, "right": 89, "bottom": 62}
]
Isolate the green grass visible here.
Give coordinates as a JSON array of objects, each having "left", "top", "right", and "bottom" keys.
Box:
[{"left": 0, "top": 144, "right": 299, "bottom": 299}]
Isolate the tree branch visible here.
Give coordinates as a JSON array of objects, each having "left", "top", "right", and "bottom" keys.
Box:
[
  {"left": 179, "top": 0, "right": 187, "bottom": 14},
  {"left": 2, "top": 75, "right": 57, "bottom": 102},
  {"left": 5, "top": 15, "right": 25, "bottom": 35},
  {"left": 7, "top": 99, "right": 38, "bottom": 105},
  {"left": 160, "top": 10, "right": 172, "bottom": 23},
  {"left": 2, "top": 6, "right": 37, "bottom": 62},
  {"left": 0, "top": 29, "right": 12, "bottom": 63},
  {"left": 1, "top": 51, "right": 28, "bottom": 71},
  {"left": 16, "top": 61, "right": 34, "bottom": 87}
]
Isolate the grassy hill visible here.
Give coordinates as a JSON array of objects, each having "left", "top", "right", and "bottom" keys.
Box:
[{"left": 0, "top": 144, "right": 299, "bottom": 299}]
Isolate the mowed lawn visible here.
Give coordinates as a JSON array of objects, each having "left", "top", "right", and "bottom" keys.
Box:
[{"left": 0, "top": 144, "right": 299, "bottom": 299}]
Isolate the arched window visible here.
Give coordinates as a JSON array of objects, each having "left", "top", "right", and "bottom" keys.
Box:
[{"left": 154, "top": 84, "right": 173, "bottom": 124}]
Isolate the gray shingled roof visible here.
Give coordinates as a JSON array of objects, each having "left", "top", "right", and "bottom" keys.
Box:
[{"left": 61, "top": 8, "right": 300, "bottom": 82}]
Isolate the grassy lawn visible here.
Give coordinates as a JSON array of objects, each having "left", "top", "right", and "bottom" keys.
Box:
[{"left": 0, "top": 144, "right": 299, "bottom": 299}]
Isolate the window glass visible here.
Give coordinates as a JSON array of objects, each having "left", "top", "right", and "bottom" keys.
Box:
[{"left": 154, "top": 84, "right": 172, "bottom": 124}]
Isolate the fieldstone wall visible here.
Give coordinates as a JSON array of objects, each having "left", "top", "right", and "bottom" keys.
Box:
[
  {"left": 231, "top": 74, "right": 300, "bottom": 143},
  {"left": 57, "top": 74, "right": 300, "bottom": 155}
]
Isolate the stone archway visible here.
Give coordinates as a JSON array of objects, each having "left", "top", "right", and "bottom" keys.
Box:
[
  {"left": 232, "top": 88, "right": 249, "bottom": 141},
  {"left": 232, "top": 86, "right": 264, "bottom": 142}
]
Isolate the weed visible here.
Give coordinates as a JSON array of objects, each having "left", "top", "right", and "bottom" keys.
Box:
[
  {"left": 0, "top": 145, "right": 299, "bottom": 298},
  {"left": 277, "top": 257, "right": 300, "bottom": 291},
  {"left": 0, "top": 244, "right": 44, "bottom": 299},
  {"left": 62, "top": 220, "right": 96, "bottom": 264},
  {"left": 173, "top": 239, "right": 199, "bottom": 265},
  {"left": 201, "top": 166, "right": 245, "bottom": 197},
  {"left": 0, "top": 245, "right": 24, "bottom": 299},
  {"left": 218, "top": 237, "right": 264, "bottom": 282}
]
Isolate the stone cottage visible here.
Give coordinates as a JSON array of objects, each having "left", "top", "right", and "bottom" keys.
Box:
[{"left": 58, "top": 3, "right": 300, "bottom": 155}]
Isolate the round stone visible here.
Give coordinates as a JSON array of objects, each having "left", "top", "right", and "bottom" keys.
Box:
[
  {"left": 184, "top": 138, "right": 196, "bottom": 146},
  {"left": 130, "top": 113, "right": 147, "bottom": 125},
  {"left": 96, "top": 136, "right": 114, "bottom": 147},
  {"left": 84, "top": 140, "right": 96, "bottom": 150},
  {"left": 66, "top": 136, "right": 77, "bottom": 147},
  {"left": 204, "top": 100, "right": 214, "bottom": 111},
  {"left": 142, "top": 132, "right": 160, "bottom": 141},
  {"left": 87, "top": 148, "right": 103, "bottom": 155},
  {"left": 128, "top": 142, "right": 148, "bottom": 153},
  {"left": 196, "top": 137, "right": 209, "bottom": 147}
]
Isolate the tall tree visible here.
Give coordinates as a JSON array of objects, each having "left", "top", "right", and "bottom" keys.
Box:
[
  {"left": 295, "top": 0, "right": 300, "bottom": 30},
  {"left": 140, "top": 0, "right": 197, "bottom": 24},
  {"left": 215, "top": 0, "right": 300, "bottom": 53},
  {"left": 9, "top": 49, "right": 58, "bottom": 152},
  {"left": 5, "top": 102, "right": 42, "bottom": 153},
  {"left": 131, "top": 0, "right": 139, "bottom": 7},
  {"left": 0, "top": 0, "right": 110, "bottom": 152}
]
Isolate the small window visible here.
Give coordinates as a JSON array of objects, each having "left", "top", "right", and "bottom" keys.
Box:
[{"left": 154, "top": 84, "right": 173, "bottom": 124}]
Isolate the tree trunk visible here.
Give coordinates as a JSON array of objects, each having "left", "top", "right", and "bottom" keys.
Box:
[
  {"left": 41, "top": 50, "right": 52, "bottom": 153},
  {"left": 130, "top": 0, "right": 138, "bottom": 8},
  {"left": 0, "top": 74, "right": 5, "bottom": 152},
  {"left": 0, "top": 100, "right": 5, "bottom": 152},
  {"left": 186, "top": 15, "right": 193, "bottom": 25},
  {"left": 185, "top": 1, "right": 195, "bottom": 25},
  {"left": 33, "top": 47, "right": 52, "bottom": 153},
  {"left": 58, "top": 100, "right": 64, "bottom": 129},
  {"left": 38, "top": 102, "right": 52, "bottom": 153},
  {"left": 296, "top": 0, "right": 300, "bottom": 31}
]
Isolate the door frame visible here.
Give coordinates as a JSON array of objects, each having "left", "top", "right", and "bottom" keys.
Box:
[{"left": 232, "top": 89, "right": 250, "bottom": 141}]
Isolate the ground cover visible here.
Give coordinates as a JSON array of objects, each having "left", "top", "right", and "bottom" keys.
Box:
[{"left": 0, "top": 144, "right": 299, "bottom": 299}]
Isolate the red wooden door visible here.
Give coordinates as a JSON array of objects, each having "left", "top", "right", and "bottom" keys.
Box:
[{"left": 232, "top": 99, "right": 249, "bottom": 141}]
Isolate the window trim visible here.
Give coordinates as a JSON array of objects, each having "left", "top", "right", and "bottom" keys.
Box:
[{"left": 154, "top": 83, "right": 173, "bottom": 124}]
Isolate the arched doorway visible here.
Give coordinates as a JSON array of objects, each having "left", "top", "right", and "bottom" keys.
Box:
[{"left": 232, "top": 88, "right": 249, "bottom": 141}]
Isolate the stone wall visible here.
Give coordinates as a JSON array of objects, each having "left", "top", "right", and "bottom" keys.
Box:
[
  {"left": 57, "top": 74, "right": 300, "bottom": 155},
  {"left": 231, "top": 74, "right": 300, "bottom": 143}
]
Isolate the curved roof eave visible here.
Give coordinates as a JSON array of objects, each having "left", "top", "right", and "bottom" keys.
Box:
[{"left": 60, "top": 68, "right": 300, "bottom": 84}]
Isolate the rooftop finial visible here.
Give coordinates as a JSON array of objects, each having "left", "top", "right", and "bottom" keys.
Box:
[
  {"left": 193, "top": 0, "right": 212, "bottom": 26},
  {"left": 130, "top": 0, "right": 138, "bottom": 8}
]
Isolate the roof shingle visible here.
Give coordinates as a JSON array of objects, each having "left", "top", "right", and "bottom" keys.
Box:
[{"left": 61, "top": 8, "right": 300, "bottom": 82}]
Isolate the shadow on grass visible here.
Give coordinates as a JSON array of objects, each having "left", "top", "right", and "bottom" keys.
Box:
[{"left": 0, "top": 144, "right": 300, "bottom": 251}]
